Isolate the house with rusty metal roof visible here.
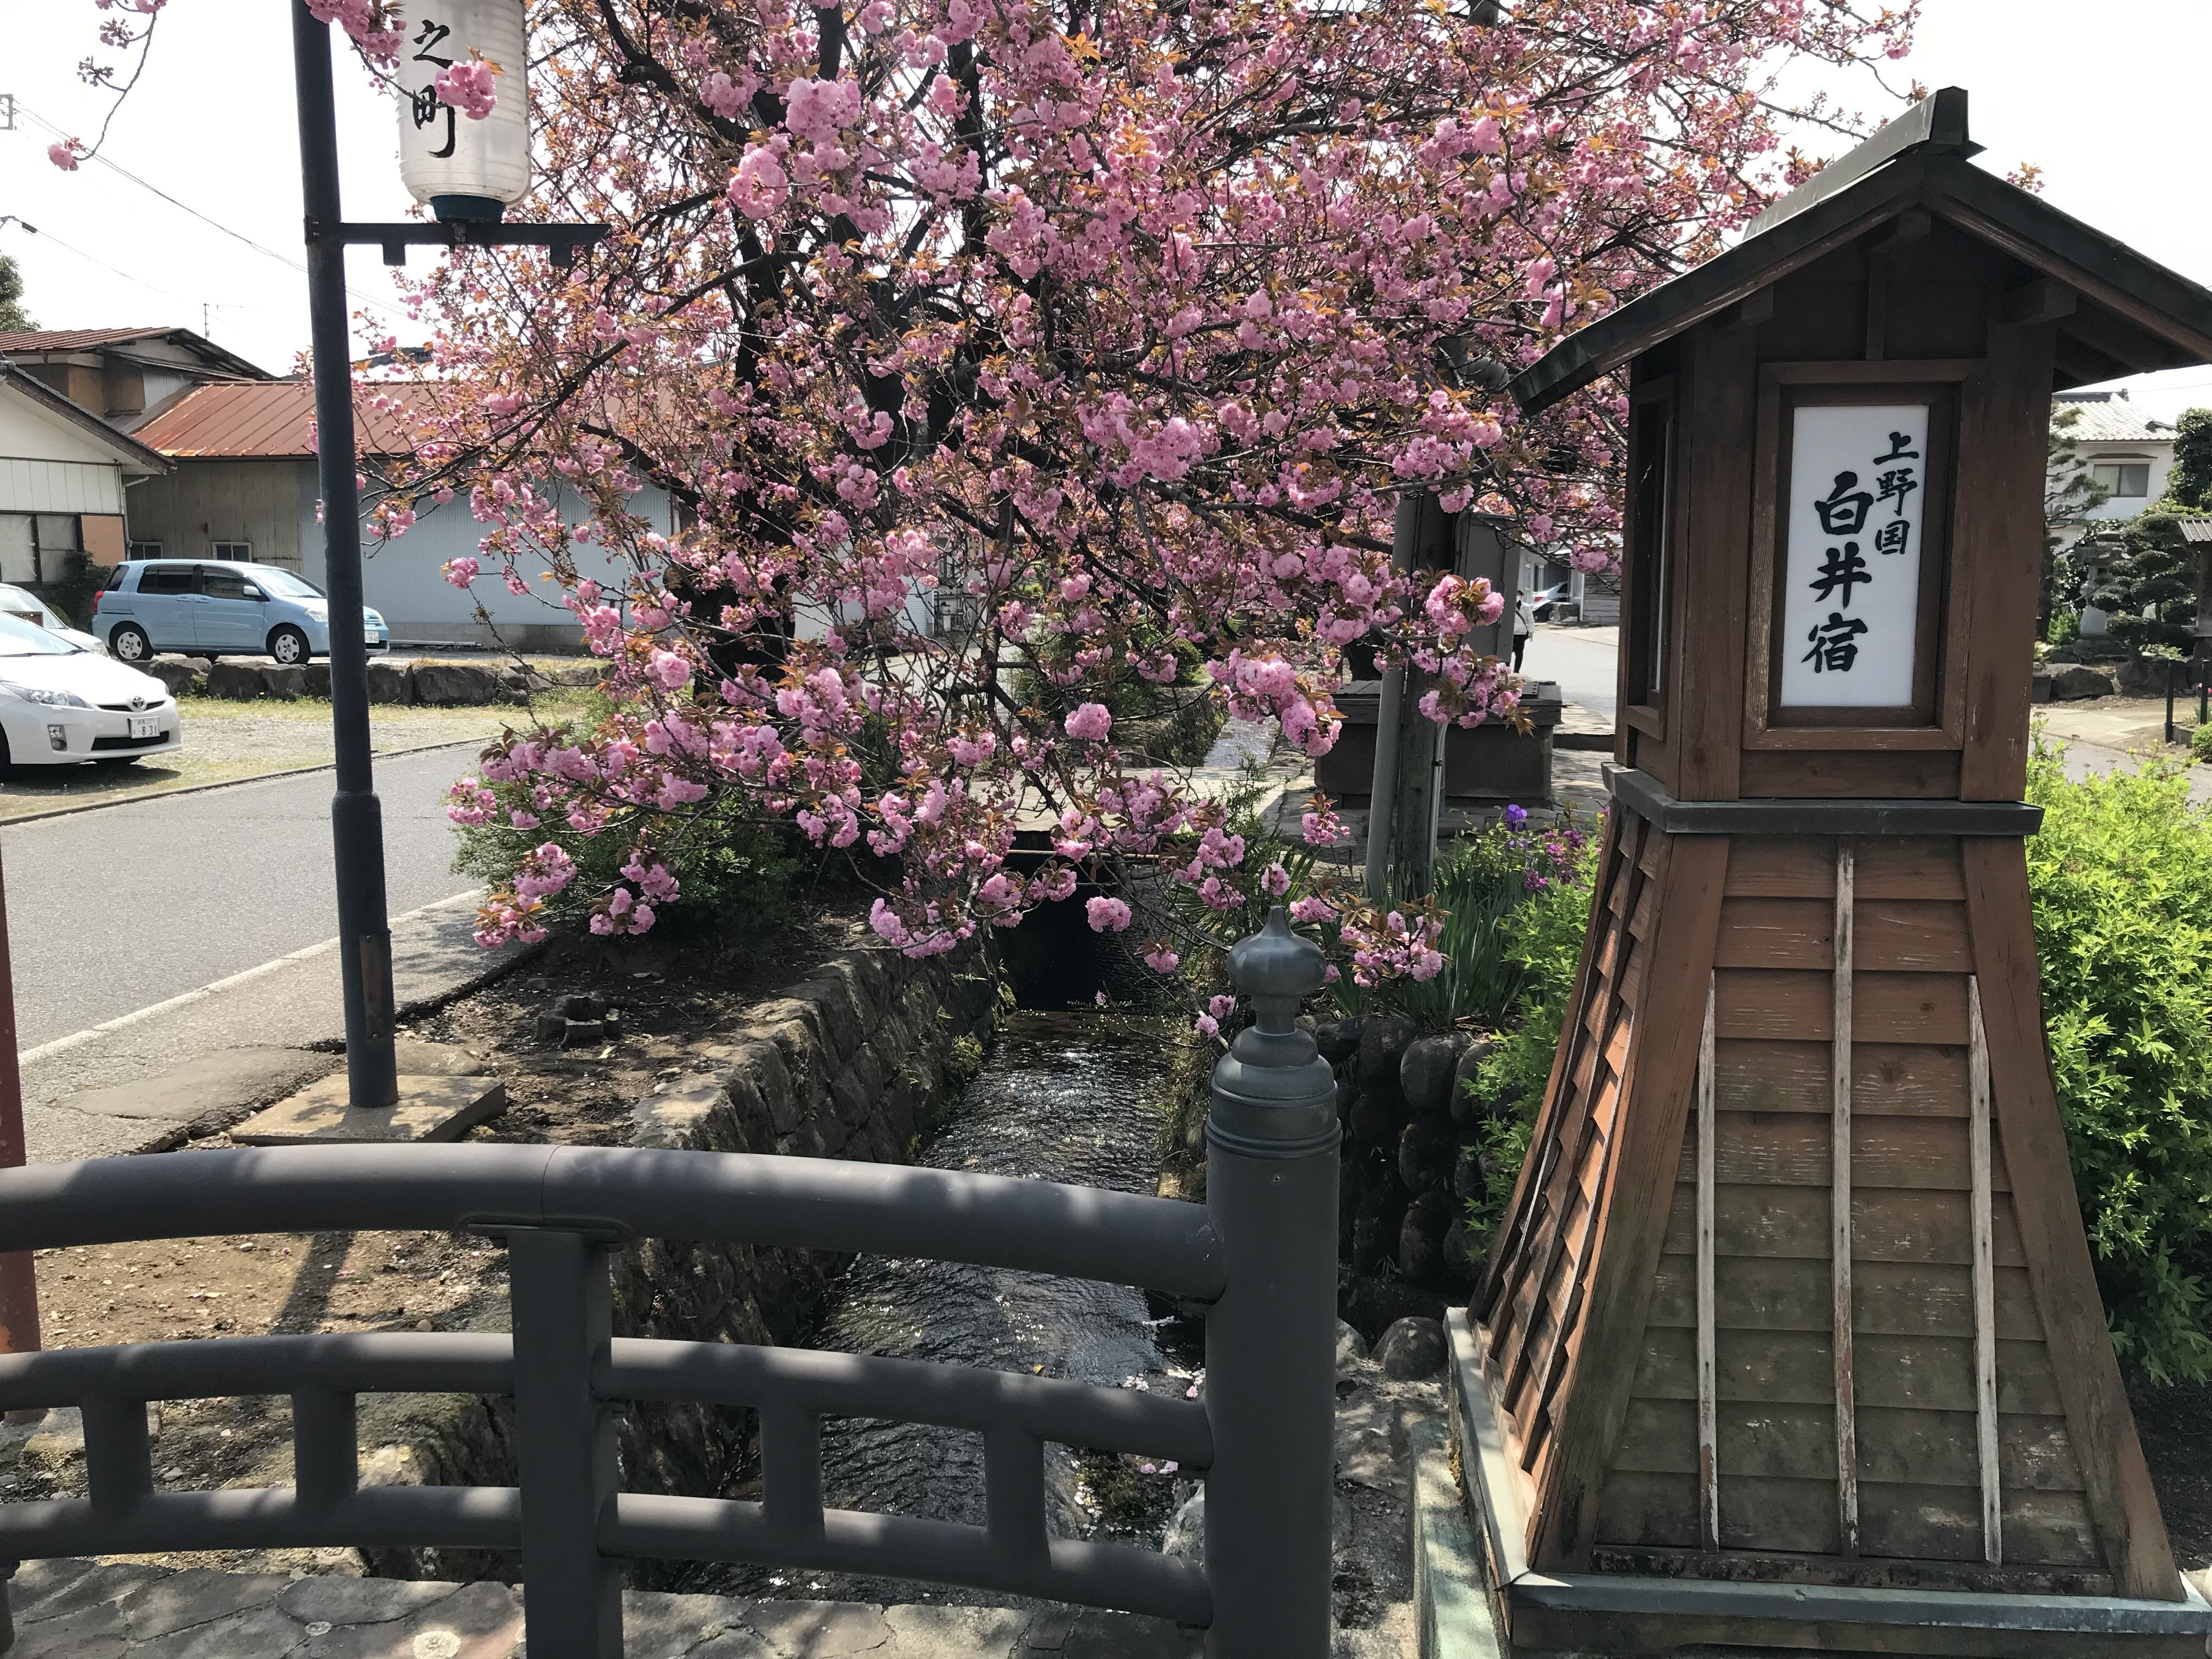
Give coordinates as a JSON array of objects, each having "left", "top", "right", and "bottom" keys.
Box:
[{"left": 123, "top": 379, "right": 668, "bottom": 651}]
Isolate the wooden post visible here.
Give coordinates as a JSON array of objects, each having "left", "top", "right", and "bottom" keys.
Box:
[{"left": 1831, "top": 841, "right": 1857, "bottom": 1557}]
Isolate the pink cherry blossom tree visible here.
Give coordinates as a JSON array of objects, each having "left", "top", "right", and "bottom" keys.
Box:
[{"left": 70, "top": 0, "right": 1917, "bottom": 981}]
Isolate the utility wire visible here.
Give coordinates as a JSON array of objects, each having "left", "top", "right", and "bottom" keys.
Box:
[
  {"left": 17, "top": 101, "right": 412, "bottom": 324},
  {"left": 0, "top": 218, "right": 199, "bottom": 307}
]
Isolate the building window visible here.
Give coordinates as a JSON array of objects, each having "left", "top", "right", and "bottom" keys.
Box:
[
  {"left": 1, "top": 515, "right": 87, "bottom": 584},
  {"left": 126, "top": 540, "right": 162, "bottom": 560},
  {"left": 211, "top": 540, "right": 252, "bottom": 561},
  {"left": 0, "top": 515, "right": 31, "bottom": 585},
  {"left": 2092, "top": 462, "right": 2151, "bottom": 498}
]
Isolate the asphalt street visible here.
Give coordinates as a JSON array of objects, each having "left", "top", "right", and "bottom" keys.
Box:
[
  {"left": 3, "top": 743, "right": 487, "bottom": 1051},
  {"left": 1519, "top": 623, "right": 1618, "bottom": 723}
]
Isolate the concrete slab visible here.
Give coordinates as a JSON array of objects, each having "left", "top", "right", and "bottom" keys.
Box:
[
  {"left": 19, "top": 898, "right": 532, "bottom": 1164},
  {"left": 230, "top": 1073, "right": 506, "bottom": 1146},
  {"left": 53, "top": 1048, "right": 336, "bottom": 1127}
]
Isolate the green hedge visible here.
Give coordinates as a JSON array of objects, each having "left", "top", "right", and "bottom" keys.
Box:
[{"left": 2027, "top": 738, "right": 2212, "bottom": 1381}]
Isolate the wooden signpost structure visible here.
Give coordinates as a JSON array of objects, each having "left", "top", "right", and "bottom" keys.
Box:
[{"left": 1452, "top": 89, "right": 2212, "bottom": 1656}]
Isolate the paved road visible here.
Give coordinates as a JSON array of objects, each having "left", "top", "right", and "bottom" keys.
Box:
[
  {"left": 3, "top": 744, "right": 484, "bottom": 1051},
  {"left": 1521, "top": 624, "right": 1618, "bottom": 722}
]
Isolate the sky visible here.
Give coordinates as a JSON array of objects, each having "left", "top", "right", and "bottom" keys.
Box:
[{"left": 1, "top": 0, "right": 2209, "bottom": 411}]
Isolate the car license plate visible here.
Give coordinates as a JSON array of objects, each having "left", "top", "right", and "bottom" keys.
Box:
[{"left": 128, "top": 715, "right": 160, "bottom": 740}]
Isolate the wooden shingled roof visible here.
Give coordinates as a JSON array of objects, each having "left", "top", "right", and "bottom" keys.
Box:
[{"left": 1511, "top": 88, "right": 2212, "bottom": 415}]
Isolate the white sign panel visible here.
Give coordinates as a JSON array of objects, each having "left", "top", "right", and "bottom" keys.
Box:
[{"left": 1778, "top": 403, "right": 1929, "bottom": 709}]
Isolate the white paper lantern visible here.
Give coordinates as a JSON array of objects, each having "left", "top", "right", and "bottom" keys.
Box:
[{"left": 395, "top": 0, "right": 531, "bottom": 222}]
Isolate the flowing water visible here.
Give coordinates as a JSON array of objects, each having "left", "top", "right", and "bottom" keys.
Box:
[{"left": 685, "top": 1002, "right": 1196, "bottom": 1606}]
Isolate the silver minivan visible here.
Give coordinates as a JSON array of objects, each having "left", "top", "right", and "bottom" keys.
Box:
[{"left": 95, "top": 561, "right": 390, "bottom": 664}]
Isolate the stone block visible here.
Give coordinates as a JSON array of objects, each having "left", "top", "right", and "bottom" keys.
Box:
[
  {"left": 261, "top": 664, "right": 307, "bottom": 700},
  {"left": 883, "top": 1602, "right": 1031, "bottom": 1655},
  {"left": 2051, "top": 663, "right": 2117, "bottom": 700},
  {"left": 302, "top": 662, "right": 331, "bottom": 697},
  {"left": 141, "top": 658, "right": 204, "bottom": 699},
  {"left": 1357, "top": 1013, "right": 1415, "bottom": 1097},
  {"left": 1374, "top": 1314, "right": 1448, "bottom": 1380},
  {"left": 722, "top": 1039, "right": 800, "bottom": 1135},
  {"left": 365, "top": 659, "right": 412, "bottom": 704},
  {"left": 741, "top": 1600, "right": 895, "bottom": 1656},
  {"left": 847, "top": 1040, "right": 889, "bottom": 1103},
  {"left": 1399, "top": 1034, "right": 1467, "bottom": 1117},
  {"left": 1397, "top": 1118, "right": 1455, "bottom": 1194},
  {"left": 116, "top": 1570, "right": 290, "bottom": 1641},
  {"left": 633, "top": 1084, "right": 732, "bottom": 1149},
  {"left": 1399, "top": 1189, "right": 1454, "bottom": 1282},
  {"left": 830, "top": 1062, "right": 876, "bottom": 1127},
  {"left": 794, "top": 973, "right": 865, "bottom": 1057},
  {"left": 2030, "top": 667, "right": 2054, "bottom": 704},
  {"left": 1314, "top": 1017, "right": 1365, "bottom": 1066},
  {"left": 409, "top": 662, "right": 502, "bottom": 706},
  {"left": 204, "top": 659, "right": 263, "bottom": 701},
  {"left": 752, "top": 998, "right": 830, "bottom": 1061}
]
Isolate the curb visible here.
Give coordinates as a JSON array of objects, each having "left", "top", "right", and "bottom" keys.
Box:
[{"left": 0, "top": 736, "right": 493, "bottom": 829}]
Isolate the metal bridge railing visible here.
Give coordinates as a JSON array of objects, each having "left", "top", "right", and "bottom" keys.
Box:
[{"left": 0, "top": 909, "right": 1341, "bottom": 1659}]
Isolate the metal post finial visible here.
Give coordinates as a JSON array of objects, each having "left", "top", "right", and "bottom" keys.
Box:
[{"left": 1209, "top": 909, "right": 1338, "bottom": 1154}]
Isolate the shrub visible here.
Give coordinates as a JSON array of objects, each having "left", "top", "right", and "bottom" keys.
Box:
[
  {"left": 1458, "top": 823, "right": 1602, "bottom": 1242},
  {"left": 2191, "top": 723, "right": 2212, "bottom": 765},
  {"left": 451, "top": 711, "right": 799, "bottom": 946},
  {"left": 2027, "top": 738, "right": 2212, "bottom": 1381}
]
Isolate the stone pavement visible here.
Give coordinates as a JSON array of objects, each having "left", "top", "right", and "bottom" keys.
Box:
[
  {"left": 17, "top": 895, "right": 528, "bottom": 1164},
  {"left": 1, "top": 1559, "right": 1204, "bottom": 1658}
]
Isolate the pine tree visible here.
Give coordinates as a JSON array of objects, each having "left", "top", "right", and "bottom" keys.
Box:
[
  {"left": 2042, "top": 405, "right": 2107, "bottom": 638},
  {"left": 2165, "top": 408, "right": 2212, "bottom": 512}
]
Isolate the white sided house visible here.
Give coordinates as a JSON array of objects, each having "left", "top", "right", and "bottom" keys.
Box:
[
  {"left": 2049, "top": 388, "right": 2178, "bottom": 550},
  {"left": 126, "top": 381, "right": 667, "bottom": 651},
  {"left": 0, "top": 362, "right": 170, "bottom": 616}
]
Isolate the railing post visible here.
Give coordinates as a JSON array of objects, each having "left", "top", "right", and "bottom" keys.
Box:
[
  {"left": 1202, "top": 907, "right": 1341, "bottom": 1659},
  {"left": 509, "top": 1229, "right": 622, "bottom": 1658}
]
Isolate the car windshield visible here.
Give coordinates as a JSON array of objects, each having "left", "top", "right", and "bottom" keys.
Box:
[
  {"left": 0, "top": 586, "right": 60, "bottom": 628},
  {"left": 0, "top": 612, "right": 79, "bottom": 657},
  {"left": 252, "top": 568, "right": 325, "bottom": 600}
]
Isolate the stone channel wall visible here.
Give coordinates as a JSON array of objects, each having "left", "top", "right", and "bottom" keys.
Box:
[
  {"left": 373, "top": 934, "right": 1002, "bottom": 1583},
  {"left": 1317, "top": 1015, "right": 1494, "bottom": 1340}
]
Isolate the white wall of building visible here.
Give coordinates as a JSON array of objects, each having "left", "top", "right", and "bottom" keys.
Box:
[{"left": 293, "top": 464, "right": 673, "bottom": 649}]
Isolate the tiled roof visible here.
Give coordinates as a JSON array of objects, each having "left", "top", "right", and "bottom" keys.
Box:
[
  {"left": 2179, "top": 520, "right": 2212, "bottom": 544},
  {"left": 0, "top": 327, "right": 173, "bottom": 353},
  {"left": 0, "top": 326, "right": 273, "bottom": 381},
  {"left": 2052, "top": 396, "right": 2176, "bottom": 444},
  {"left": 133, "top": 380, "right": 436, "bottom": 459}
]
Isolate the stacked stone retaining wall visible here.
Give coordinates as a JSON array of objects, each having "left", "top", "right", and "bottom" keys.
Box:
[{"left": 370, "top": 934, "right": 1001, "bottom": 1583}]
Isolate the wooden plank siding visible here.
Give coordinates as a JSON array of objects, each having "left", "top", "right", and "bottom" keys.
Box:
[{"left": 1483, "top": 817, "right": 2162, "bottom": 1592}]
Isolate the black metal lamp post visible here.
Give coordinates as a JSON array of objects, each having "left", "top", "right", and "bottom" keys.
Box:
[{"left": 289, "top": 1, "right": 603, "bottom": 1113}]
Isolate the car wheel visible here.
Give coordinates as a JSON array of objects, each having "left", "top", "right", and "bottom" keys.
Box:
[
  {"left": 110, "top": 624, "right": 152, "bottom": 663},
  {"left": 268, "top": 625, "right": 310, "bottom": 665}
]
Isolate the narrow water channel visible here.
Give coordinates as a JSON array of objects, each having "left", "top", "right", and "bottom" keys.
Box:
[{"left": 683, "top": 995, "right": 1197, "bottom": 1606}]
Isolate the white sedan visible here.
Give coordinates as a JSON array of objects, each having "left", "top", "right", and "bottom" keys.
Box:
[
  {"left": 0, "top": 584, "right": 104, "bottom": 654},
  {"left": 0, "top": 612, "right": 180, "bottom": 768}
]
